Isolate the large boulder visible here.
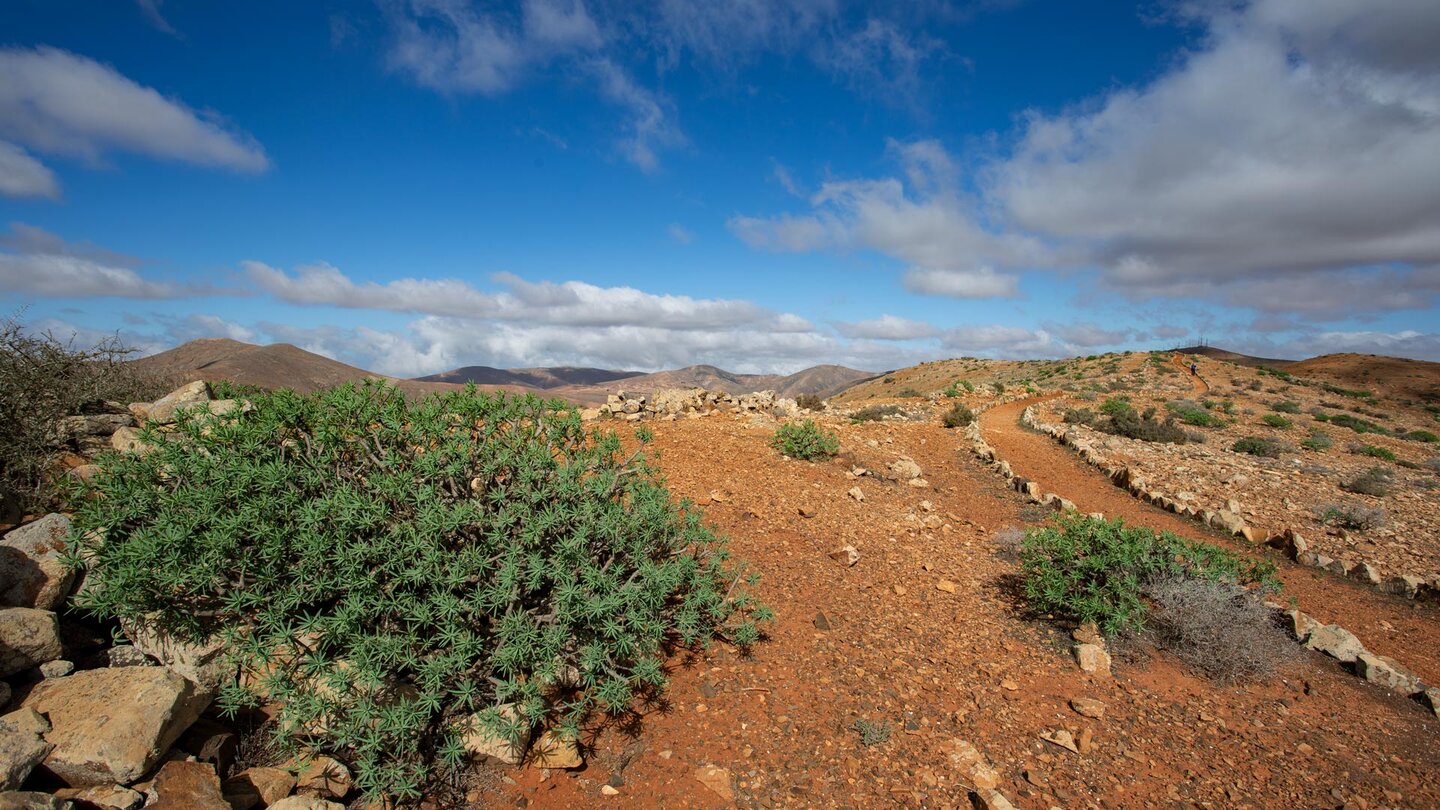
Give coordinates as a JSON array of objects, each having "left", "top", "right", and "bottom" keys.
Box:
[
  {"left": 0, "top": 515, "right": 76, "bottom": 611},
  {"left": 21, "top": 667, "right": 209, "bottom": 786},
  {"left": 0, "top": 709, "right": 52, "bottom": 791},
  {"left": 146, "top": 382, "right": 210, "bottom": 424},
  {"left": 0, "top": 609, "right": 63, "bottom": 677},
  {"left": 1304, "top": 624, "right": 1365, "bottom": 664}
]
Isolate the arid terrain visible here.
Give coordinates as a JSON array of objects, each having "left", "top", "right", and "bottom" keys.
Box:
[{"left": 4, "top": 345, "right": 1438, "bottom": 810}]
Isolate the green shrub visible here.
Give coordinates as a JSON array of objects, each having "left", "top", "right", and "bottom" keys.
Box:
[
  {"left": 1167, "top": 400, "right": 1221, "bottom": 427},
  {"left": 851, "top": 404, "right": 903, "bottom": 423},
  {"left": 941, "top": 402, "right": 975, "bottom": 428},
  {"left": 772, "top": 419, "right": 839, "bottom": 460},
  {"left": 1094, "top": 399, "right": 1187, "bottom": 444},
  {"left": 1328, "top": 413, "right": 1388, "bottom": 435},
  {"left": 0, "top": 317, "right": 167, "bottom": 514},
  {"left": 1020, "top": 513, "right": 1278, "bottom": 636},
  {"left": 1354, "top": 444, "right": 1396, "bottom": 461},
  {"left": 1403, "top": 430, "right": 1438, "bottom": 443},
  {"left": 853, "top": 718, "right": 892, "bottom": 747},
  {"left": 1272, "top": 400, "right": 1301, "bottom": 414},
  {"left": 1063, "top": 408, "right": 1095, "bottom": 425},
  {"left": 1342, "top": 466, "right": 1395, "bottom": 496},
  {"left": 991, "top": 382, "right": 1006, "bottom": 395},
  {"left": 795, "top": 393, "right": 825, "bottom": 412},
  {"left": 941, "top": 380, "right": 974, "bottom": 397},
  {"left": 1300, "top": 429, "right": 1333, "bottom": 452},
  {"left": 67, "top": 381, "right": 768, "bottom": 800},
  {"left": 1261, "top": 413, "right": 1293, "bottom": 429},
  {"left": 1232, "top": 436, "right": 1283, "bottom": 457}
]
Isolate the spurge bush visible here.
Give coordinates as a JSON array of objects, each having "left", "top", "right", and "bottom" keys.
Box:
[
  {"left": 771, "top": 418, "right": 839, "bottom": 460},
  {"left": 66, "top": 381, "right": 769, "bottom": 800}
]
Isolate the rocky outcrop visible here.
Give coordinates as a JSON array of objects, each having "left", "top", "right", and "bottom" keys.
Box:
[
  {"left": 0, "top": 609, "right": 63, "bottom": 677},
  {"left": 0, "top": 515, "right": 76, "bottom": 611},
  {"left": 588, "top": 388, "right": 799, "bottom": 422},
  {"left": 21, "top": 667, "right": 209, "bottom": 786}
]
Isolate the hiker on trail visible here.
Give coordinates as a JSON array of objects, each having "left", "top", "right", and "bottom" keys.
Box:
[{"left": 1190, "top": 362, "right": 1197, "bottom": 376}]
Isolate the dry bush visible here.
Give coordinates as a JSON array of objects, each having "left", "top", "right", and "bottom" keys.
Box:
[
  {"left": 795, "top": 393, "right": 825, "bottom": 412},
  {"left": 1145, "top": 576, "right": 1296, "bottom": 683},
  {"left": 1317, "top": 500, "right": 1386, "bottom": 531},
  {"left": 0, "top": 316, "right": 166, "bottom": 513}
]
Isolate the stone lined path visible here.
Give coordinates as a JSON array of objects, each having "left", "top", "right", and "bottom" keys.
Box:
[{"left": 980, "top": 395, "right": 1440, "bottom": 686}]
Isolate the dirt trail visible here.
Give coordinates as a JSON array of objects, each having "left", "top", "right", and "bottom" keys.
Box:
[
  {"left": 1173, "top": 352, "right": 1210, "bottom": 392},
  {"left": 982, "top": 395, "right": 1440, "bottom": 685},
  {"left": 473, "top": 414, "right": 1440, "bottom": 809}
]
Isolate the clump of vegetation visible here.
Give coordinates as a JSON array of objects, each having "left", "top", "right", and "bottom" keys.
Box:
[
  {"left": 1272, "top": 400, "right": 1301, "bottom": 414},
  {"left": 1327, "top": 413, "right": 1389, "bottom": 435},
  {"left": 1342, "top": 466, "right": 1395, "bottom": 497},
  {"left": 1167, "top": 400, "right": 1222, "bottom": 427},
  {"left": 851, "top": 404, "right": 903, "bottom": 423},
  {"left": 1300, "top": 429, "right": 1333, "bottom": 452},
  {"left": 1080, "top": 398, "right": 1187, "bottom": 443},
  {"left": 1318, "top": 501, "right": 1386, "bottom": 531},
  {"left": 772, "top": 419, "right": 839, "bottom": 460},
  {"left": 0, "top": 317, "right": 166, "bottom": 513},
  {"left": 941, "top": 380, "right": 974, "bottom": 397},
  {"left": 795, "top": 393, "right": 825, "bottom": 412},
  {"left": 67, "top": 381, "right": 769, "bottom": 800},
  {"left": 1146, "top": 576, "right": 1296, "bottom": 683},
  {"left": 1232, "top": 436, "right": 1284, "bottom": 458},
  {"left": 991, "top": 381, "right": 1006, "bottom": 395},
  {"left": 1319, "top": 382, "right": 1373, "bottom": 399},
  {"left": 1351, "top": 444, "right": 1396, "bottom": 462},
  {"left": 1402, "top": 429, "right": 1437, "bottom": 443},
  {"left": 941, "top": 402, "right": 975, "bottom": 429},
  {"left": 1261, "top": 413, "right": 1293, "bottom": 429},
  {"left": 1063, "top": 407, "right": 1095, "bottom": 425},
  {"left": 852, "top": 718, "right": 892, "bottom": 747},
  {"left": 1019, "top": 513, "right": 1278, "bottom": 636}
]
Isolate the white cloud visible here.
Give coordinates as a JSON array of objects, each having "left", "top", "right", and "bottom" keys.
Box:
[
  {"left": 940, "top": 324, "right": 1073, "bottom": 359},
  {"left": 135, "top": 0, "right": 181, "bottom": 36},
  {"left": 588, "top": 57, "right": 684, "bottom": 171},
  {"left": 812, "top": 17, "right": 942, "bottom": 104},
  {"left": 244, "top": 260, "right": 809, "bottom": 331},
  {"left": 733, "top": 1, "right": 1440, "bottom": 317},
  {"left": 833, "top": 314, "right": 940, "bottom": 340},
  {"left": 0, "top": 223, "right": 188, "bottom": 299},
  {"left": 0, "top": 141, "right": 59, "bottom": 199},
  {"left": 0, "top": 46, "right": 268, "bottom": 181},
  {"left": 667, "top": 223, "right": 694, "bottom": 244},
  {"left": 1045, "top": 321, "right": 1131, "bottom": 347}
]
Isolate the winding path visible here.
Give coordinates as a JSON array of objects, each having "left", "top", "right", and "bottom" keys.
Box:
[{"left": 980, "top": 394, "right": 1440, "bottom": 685}]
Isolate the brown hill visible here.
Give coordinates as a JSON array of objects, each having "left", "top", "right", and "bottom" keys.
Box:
[
  {"left": 1286, "top": 352, "right": 1440, "bottom": 402},
  {"left": 1172, "top": 345, "right": 1295, "bottom": 368}
]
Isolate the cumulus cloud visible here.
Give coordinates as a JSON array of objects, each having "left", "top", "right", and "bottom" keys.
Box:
[
  {"left": 939, "top": 324, "right": 1073, "bottom": 359},
  {"left": 0, "top": 141, "right": 59, "bottom": 199},
  {"left": 0, "top": 223, "right": 195, "bottom": 299},
  {"left": 0, "top": 46, "right": 269, "bottom": 189},
  {"left": 244, "top": 260, "right": 810, "bottom": 331},
  {"left": 733, "top": 1, "right": 1440, "bottom": 317},
  {"left": 833, "top": 314, "right": 940, "bottom": 341}
]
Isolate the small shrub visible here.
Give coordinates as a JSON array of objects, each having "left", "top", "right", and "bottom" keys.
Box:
[
  {"left": 1272, "top": 400, "right": 1301, "bottom": 414},
  {"left": 1403, "top": 430, "right": 1438, "bottom": 443},
  {"left": 1328, "top": 413, "right": 1388, "bottom": 435},
  {"left": 1318, "top": 501, "right": 1386, "bottom": 531},
  {"left": 853, "top": 718, "right": 892, "bottom": 747},
  {"left": 68, "top": 381, "right": 769, "bottom": 800},
  {"left": 795, "top": 393, "right": 825, "bottom": 412},
  {"left": 1342, "top": 466, "right": 1395, "bottom": 496},
  {"left": 895, "top": 388, "right": 921, "bottom": 398},
  {"left": 1232, "top": 436, "right": 1283, "bottom": 458},
  {"left": 1261, "top": 413, "right": 1293, "bottom": 429},
  {"left": 942, "top": 380, "right": 974, "bottom": 397},
  {"left": 1063, "top": 408, "right": 1095, "bottom": 425},
  {"left": 991, "top": 382, "right": 1006, "bottom": 395},
  {"left": 1146, "top": 576, "right": 1296, "bottom": 684},
  {"left": 1095, "top": 399, "right": 1188, "bottom": 444},
  {"left": 851, "top": 404, "right": 903, "bottom": 423},
  {"left": 1300, "top": 429, "right": 1332, "bottom": 452},
  {"left": 772, "top": 419, "right": 839, "bottom": 460},
  {"left": 1167, "top": 401, "right": 1221, "bottom": 427},
  {"left": 941, "top": 402, "right": 975, "bottom": 428},
  {"left": 1020, "top": 513, "right": 1278, "bottom": 636},
  {"left": 1351, "top": 444, "right": 1396, "bottom": 462}
]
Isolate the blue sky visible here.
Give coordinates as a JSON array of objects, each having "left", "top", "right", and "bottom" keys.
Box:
[{"left": 2, "top": 0, "right": 1438, "bottom": 375}]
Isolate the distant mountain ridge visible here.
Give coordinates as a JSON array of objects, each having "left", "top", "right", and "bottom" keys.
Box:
[
  {"left": 1172, "top": 345, "right": 1295, "bottom": 368},
  {"left": 134, "top": 340, "right": 874, "bottom": 404}
]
